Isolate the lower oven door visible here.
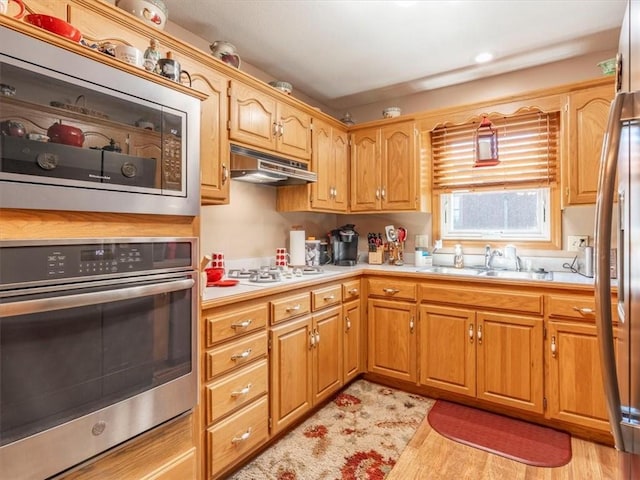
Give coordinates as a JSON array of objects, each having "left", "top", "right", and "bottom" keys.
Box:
[{"left": 0, "top": 272, "right": 197, "bottom": 480}]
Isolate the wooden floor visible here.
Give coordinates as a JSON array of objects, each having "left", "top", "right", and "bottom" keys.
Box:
[{"left": 388, "top": 416, "right": 623, "bottom": 480}]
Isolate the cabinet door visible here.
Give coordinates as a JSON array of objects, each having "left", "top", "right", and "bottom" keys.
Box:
[
  {"left": 565, "top": 84, "right": 615, "bottom": 205},
  {"left": 269, "top": 316, "right": 312, "bottom": 435},
  {"left": 476, "top": 311, "right": 544, "bottom": 413},
  {"left": 277, "top": 103, "right": 311, "bottom": 160},
  {"left": 419, "top": 305, "right": 476, "bottom": 397},
  {"left": 350, "top": 128, "right": 381, "bottom": 212},
  {"left": 547, "top": 321, "right": 612, "bottom": 431},
  {"left": 191, "top": 69, "right": 230, "bottom": 204},
  {"left": 381, "top": 121, "right": 416, "bottom": 210},
  {"left": 312, "top": 306, "right": 343, "bottom": 405},
  {"left": 229, "top": 81, "right": 278, "bottom": 151},
  {"left": 343, "top": 299, "right": 362, "bottom": 384},
  {"left": 332, "top": 128, "right": 349, "bottom": 211},
  {"left": 310, "top": 118, "right": 334, "bottom": 210},
  {"left": 367, "top": 299, "right": 417, "bottom": 382}
]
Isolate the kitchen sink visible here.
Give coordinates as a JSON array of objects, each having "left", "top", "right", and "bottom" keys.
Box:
[
  {"left": 417, "top": 266, "right": 483, "bottom": 276},
  {"left": 417, "top": 265, "right": 553, "bottom": 281},
  {"left": 478, "top": 269, "right": 553, "bottom": 281}
]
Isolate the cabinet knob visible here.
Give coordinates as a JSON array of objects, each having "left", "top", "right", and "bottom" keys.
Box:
[
  {"left": 348, "top": 288, "right": 359, "bottom": 295},
  {"left": 222, "top": 164, "right": 228, "bottom": 184},
  {"left": 231, "top": 427, "right": 252, "bottom": 444},
  {"left": 230, "top": 383, "right": 252, "bottom": 397},
  {"left": 231, "top": 348, "right": 252, "bottom": 361},
  {"left": 230, "top": 319, "right": 252, "bottom": 329},
  {"left": 572, "top": 306, "right": 594, "bottom": 316}
]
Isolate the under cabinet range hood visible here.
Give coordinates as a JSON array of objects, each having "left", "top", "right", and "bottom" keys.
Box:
[{"left": 230, "top": 144, "right": 317, "bottom": 185}]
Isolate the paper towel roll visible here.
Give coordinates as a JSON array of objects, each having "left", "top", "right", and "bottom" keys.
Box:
[{"left": 289, "top": 230, "right": 306, "bottom": 266}]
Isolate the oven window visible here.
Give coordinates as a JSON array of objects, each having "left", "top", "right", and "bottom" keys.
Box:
[{"left": 0, "top": 286, "right": 192, "bottom": 446}]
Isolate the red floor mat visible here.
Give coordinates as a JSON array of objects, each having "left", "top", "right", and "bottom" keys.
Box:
[{"left": 427, "top": 400, "right": 572, "bottom": 467}]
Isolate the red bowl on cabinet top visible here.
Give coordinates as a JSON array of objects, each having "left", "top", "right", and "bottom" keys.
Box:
[{"left": 24, "top": 14, "right": 82, "bottom": 43}]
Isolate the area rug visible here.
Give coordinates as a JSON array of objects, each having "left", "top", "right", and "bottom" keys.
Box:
[
  {"left": 229, "top": 379, "right": 433, "bottom": 480},
  {"left": 427, "top": 400, "right": 572, "bottom": 467}
]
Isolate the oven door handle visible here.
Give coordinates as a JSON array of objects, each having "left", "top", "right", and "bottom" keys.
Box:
[{"left": 0, "top": 278, "right": 195, "bottom": 317}]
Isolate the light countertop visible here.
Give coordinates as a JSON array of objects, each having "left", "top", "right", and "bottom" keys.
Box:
[{"left": 201, "top": 262, "right": 602, "bottom": 306}]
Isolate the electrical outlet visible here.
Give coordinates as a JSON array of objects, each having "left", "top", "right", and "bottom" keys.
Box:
[{"left": 568, "top": 235, "right": 589, "bottom": 251}]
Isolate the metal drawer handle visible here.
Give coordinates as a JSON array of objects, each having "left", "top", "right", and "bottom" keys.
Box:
[
  {"left": 383, "top": 288, "right": 400, "bottom": 295},
  {"left": 222, "top": 164, "right": 228, "bottom": 184},
  {"left": 314, "top": 329, "right": 320, "bottom": 345},
  {"left": 551, "top": 336, "right": 557, "bottom": 358},
  {"left": 286, "top": 304, "right": 301, "bottom": 312},
  {"left": 469, "top": 324, "right": 474, "bottom": 342},
  {"left": 346, "top": 316, "right": 351, "bottom": 331},
  {"left": 272, "top": 122, "right": 279, "bottom": 137},
  {"left": 323, "top": 294, "right": 336, "bottom": 301},
  {"left": 375, "top": 188, "right": 380, "bottom": 200},
  {"left": 231, "top": 348, "right": 252, "bottom": 361},
  {"left": 348, "top": 288, "right": 359, "bottom": 295},
  {"left": 477, "top": 325, "right": 483, "bottom": 344},
  {"left": 409, "top": 317, "right": 415, "bottom": 333},
  {"left": 572, "top": 306, "right": 595, "bottom": 315},
  {"left": 231, "top": 319, "right": 253, "bottom": 329},
  {"left": 230, "top": 383, "right": 252, "bottom": 397},
  {"left": 381, "top": 187, "right": 386, "bottom": 199},
  {"left": 231, "top": 427, "right": 252, "bottom": 444},
  {"left": 309, "top": 330, "right": 316, "bottom": 348}
]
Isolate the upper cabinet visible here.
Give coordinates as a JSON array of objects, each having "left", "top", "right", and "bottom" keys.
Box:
[
  {"left": 563, "top": 82, "right": 615, "bottom": 205},
  {"left": 229, "top": 81, "right": 312, "bottom": 161},
  {"left": 276, "top": 117, "right": 349, "bottom": 212},
  {"left": 350, "top": 120, "right": 417, "bottom": 212}
]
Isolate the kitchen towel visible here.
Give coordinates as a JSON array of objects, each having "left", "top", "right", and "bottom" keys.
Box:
[{"left": 289, "top": 230, "right": 306, "bottom": 266}]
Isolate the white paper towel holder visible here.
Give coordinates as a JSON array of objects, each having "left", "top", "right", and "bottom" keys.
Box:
[{"left": 289, "top": 226, "right": 306, "bottom": 267}]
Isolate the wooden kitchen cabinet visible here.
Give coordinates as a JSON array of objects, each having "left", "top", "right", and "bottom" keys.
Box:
[
  {"left": 545, "top": 291, "right": 617, "bottom": 433},
  {"left": 191, "top": 67, "right": 230, "bottom": 204},
  {"left": 419, "top": 282, "right": 544, "bottom": 413},
  {"left": 270, "top": 286, "right": 344, "bottom": 435},
  {"left": 367, "top": 298, "right": 417, "bottom": 382},
  {"left": 276, "top": 117, "right": 349, "bottom": 212},
  {"left": 419, "top": 305, "right": 544, "bottom": 413},
  {"left": 202, "top": 300, "right": 269, "bottom": 479},
  {"left": 270, "top": 314, "right": 313, "bottom": 435},
  {"left": 229, "top": 80, "right": 312, "bottom": 161},
  {"left": 343, "top": 279, "right": 363, "bottom": 384},
  {"left": 350, "top": 120, "right": 417, "bottom": 212},
  {"left": 564, "top": 81, "right": 615, "bottom": 205}
]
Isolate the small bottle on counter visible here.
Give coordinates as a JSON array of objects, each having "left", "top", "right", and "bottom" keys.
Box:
[{"left": 454, "top": 244, "right": 464, "bottom": 268}]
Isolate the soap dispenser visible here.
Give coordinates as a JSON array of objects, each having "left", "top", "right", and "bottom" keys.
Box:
[{"left": 454, "top": 244, "right": 464, "bottom": 268}]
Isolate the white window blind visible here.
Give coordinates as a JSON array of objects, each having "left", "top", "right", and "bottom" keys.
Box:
[{"left": 431, "top": 111, "right": 560, "bottom": 190}]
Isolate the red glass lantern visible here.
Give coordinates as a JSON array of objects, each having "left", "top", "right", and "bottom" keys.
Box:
[{"left": 474, "top": 116, "right": 499, "bottom": 167}]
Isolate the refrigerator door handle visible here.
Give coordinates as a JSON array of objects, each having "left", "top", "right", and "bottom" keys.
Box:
[{"left": 595, "top": 91, "right": 627, "bottom": 450}]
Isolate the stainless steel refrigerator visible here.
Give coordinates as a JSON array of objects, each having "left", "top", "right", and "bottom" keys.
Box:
[{"left": 595, "top": 0, "right": 640, "bottom": 465}]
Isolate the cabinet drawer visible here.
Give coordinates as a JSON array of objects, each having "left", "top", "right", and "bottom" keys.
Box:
[
  {"left": 205, "top": 331, "right": 267, "bottom": 380},
  {"left": 205, "top": 359, "right": 268, "bottom": 425},
  {"left": 368, "top": 278, "right": 417, "bottom": 301},
  {"left": 420, "top": 284, "right": 543, "bottom": 315},
  {"left": 205, "top": 304, "right": 268, "bottom": 347},
  {"left": 207, "top": 396, "right": 269, "bottom": 479},
  {"left": 342, "top": 280, "right": 361, "bottom": 301},
  {"left": 311, "top": 284, "right": 342, "bottom": 311},
  {"left": 271, "top": 292, "right": 311, "bottom": 324}
]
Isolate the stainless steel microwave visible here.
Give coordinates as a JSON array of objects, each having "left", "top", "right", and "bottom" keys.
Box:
[{"left": 0, "top": 28, "right": 200, "bottom": 216}]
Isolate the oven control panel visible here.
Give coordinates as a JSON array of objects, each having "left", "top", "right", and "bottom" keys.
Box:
[{"left": 0, "top": 239, "right": 195, "bottom": 287}]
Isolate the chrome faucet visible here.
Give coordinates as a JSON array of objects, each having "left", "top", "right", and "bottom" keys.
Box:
[{"left": 484, "top": 244, "right": 491, "bottom": 269}]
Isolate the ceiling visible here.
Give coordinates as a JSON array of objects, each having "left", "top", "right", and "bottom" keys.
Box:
[{"left": 162, "top": 0, "right": 627, "bottom": 109}]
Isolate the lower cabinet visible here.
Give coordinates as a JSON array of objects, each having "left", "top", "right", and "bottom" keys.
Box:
[
  {"left": 545, "top": 291, "right": 618, "bottom": 433},
  {"left": 270, "top": 305, "right": 344, "bottom": 436},
  {"left": 367, "top": 298, "right": 417, "bottom": 382},
  {"left": 419, "top": 305, "right": 544, "bottom": 413}
]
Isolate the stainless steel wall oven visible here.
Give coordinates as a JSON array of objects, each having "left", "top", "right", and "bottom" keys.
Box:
[
  {"left": 0, "top": 27, "right": 200, "bottom": 215},
  {"left": 0, "top": 237, "right": 198, "bottom": 480}
]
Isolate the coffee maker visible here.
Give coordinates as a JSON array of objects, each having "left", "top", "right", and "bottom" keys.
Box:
[{"left": 330, "top": 224, "right": 359, "bottom": 266}]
